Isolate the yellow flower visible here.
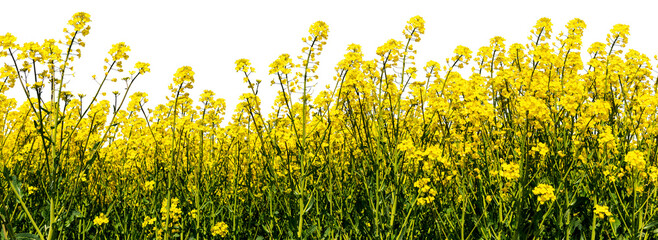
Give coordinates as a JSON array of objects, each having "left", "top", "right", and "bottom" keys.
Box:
[
  {"left": 127, "top": 92, "right": 148, "bottom": 112},
  {"left": 235, "top": 58, "right": 253, "bottom": 73},
  {"left": 160, "top": 198, "right": 183, "bottom": 223},
  {"left": 18, "top": 42, "right": 42, "bottom": 61},
  {"left": 68, "top": 12, "right": 91, "bottom": 31},
  {"left": 397, "top": 139, "right": 416, "bottom": 152},
  {"left": 563, "top": 18, "right": 586, "bottom": 50},
  {"left": 499, "top": 162, "right": 520, "bottom": 181},
  {"left": 93, "top": 213, "right": 109, "bottom": 226},
  {"left": 269, "top": 54, "right": 293, "bottom": 75},
  {"left": 27, "top": 185, "right": 37, "bottom": 195},
  {"left": 0, "top": 64, "right": 17, "bottom": 90},
  {"left": 597, "top": 126, "right": 616, "bottom": 149},
  {"left": 41, "top": 39, "right": 62, "bottom": 62},
  {"left": 593, "top": 204, "right": 613, "bottom": 220},
  {"left": 532, "top": 184, "right": 556, "bottom": 205},
  {"left": 173, "top": 66, "right": 195, "bottom": 86},
  {"left": 454, "top": 45, "right": 472, "bottom": 61},
  {"left": 142, "top": 216, "right": 156, "bottom": 227},
  {"left": 608, "top": 24, "right": 630, "bottom": 48},
  {"left": 308, "top": 21, "right": 329, "bottom": 41},
  {"left": 414, "top": 178, "right": 430, "bottom": 189},
  {"left": 0, "top": 33, "right": 17, "bottom": 50},
  {"left": 517, "top": 96, "right": 550, "bottom": 123},
  {"left": 404, "top": 15, "right": 425, "bottom": 41},
  {"left": 31, "top": 82, "right": 44, "bottom": 89},
  {"left": 424, "top": 144, "right": 450, "bottom": 166},
  {"left": 531, "top": 17, "right": 553, "bottom": 41},
  {"left": 531, "top": 142, "right": 550, "bottom": 157},
  {"left": 134, "top": 62, "right": 150, "bottom": 74},
  {"left": 144, "top": 180, "right": 155, "bottom": 191},
  {"left": 211, "top": 221, "right": 229, "bottom": 237},
  {"left": 414, "top": 178, "right": 436, "bottom": 206},
  {"left": 624, "top": 150, "right": 645, "bottom": 172},
  {"left": 376, "top": 39, "right": 403, "bottom": 62},
  {"left": 648, "top": 167, "right": 658, "bottom": 182},
  {"left": 109, "top": 42, "right": 130, "bottom": 61},
  {"left": 588, "top": 41, "right": 607, "bottom": 56}
]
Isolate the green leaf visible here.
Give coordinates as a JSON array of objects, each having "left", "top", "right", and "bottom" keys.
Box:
[
  {"left": 14, "top": 233, "right": 39, "bottom": 240},
  {"left": 304, "top": 195, "right": 315, "bottom": 214},
  {"left": 302, "top": 225, "right": 317, "bottom": 239},
  {"left": 10, "top": 175, "right": 24, "bottom": 199},
  {"left": 644, "top": 220, "right": 658, "bottom": 230},
  {"left": 65, "top": 210, "right": 83, "bottom": 227}
]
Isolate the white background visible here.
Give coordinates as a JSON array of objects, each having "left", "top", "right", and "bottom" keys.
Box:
[{"left": 2, "top": 0, "right": 657, "bottom": 118}]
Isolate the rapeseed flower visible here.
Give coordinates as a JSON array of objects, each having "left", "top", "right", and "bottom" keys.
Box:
[
  {"left": 624, "top": 150, "right": 645, "bottom": 172},
  {"left": 594, "top": 204, "right": 615, "bottom": 223},
  {"left": 93, "top": 213, "right": 109, "bottom": 226},
  {"left": 109, "top": 42, "right": 130, "bottom": 61},
  {"left": 532, "top": 184, "right": 556, "bottom": 205},
  {"left": 211, "top": 221, "right": 229, "bottom": 237}
]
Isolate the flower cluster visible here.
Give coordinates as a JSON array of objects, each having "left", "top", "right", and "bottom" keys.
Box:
[
  {"left": 93, "top": 213, "right": 109, "bottom": 226},
  {"left": 532, "top": 142, "right": 550, "bottom": 157},
  {"left": 532, "top": 184, "right": 556, "bottom": 205},
  {"left": 109, "top": 42, "right": 130, "bottom": 61},
  {"left": 134, "top": 61, "right": 150, "bottom": 74},
  {"left": 160, "top": 198, "right": 183, "bottom": 223},
  {"left": 624, "top": 150, "right": 646, "bottom": 172},
  {"left": 269, "top": 53, "right": 293, "bottom": 75},
  {"left": 594, "top": 204, "right": 615, "bottom": 223},
  {"left": 211, "top": 221, "right": 229, "bottom": 237},
  {"left": 68, "top": 12, "right": 91, "bottom": 31},
  {"left": 498, "top": 162, "right": 520, "bottom": 181},
  {"left": 404, "top": 15, "right": 425, "bottom": 41},
  {"left": 172, "top": 65, "right": 195, "bottom": 89},
  {"left": 308, "top": 21, "right": 329, "bottom": 41},
  {"left": 0, "top": 33, "right": 17, "bottom": 50},
  {"left": 414, "top": 178, "right": 437, "bottom": 206}
]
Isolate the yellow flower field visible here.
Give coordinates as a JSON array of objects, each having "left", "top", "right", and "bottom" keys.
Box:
[{"left": 1, "top": 12, "right": 658, "bottom": 239}]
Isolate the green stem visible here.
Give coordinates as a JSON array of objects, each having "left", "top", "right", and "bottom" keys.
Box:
[{"left": 9, "top": 180, "right": 45, "bottom": 240}]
